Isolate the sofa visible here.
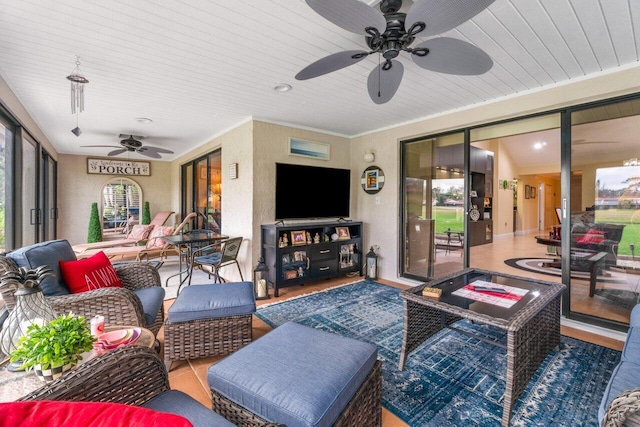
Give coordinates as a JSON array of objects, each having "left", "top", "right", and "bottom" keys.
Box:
[
  {"left": 600, "top": 304, "right": 640, "bottom": 426},
  {"left": 0, "top": 239, "right": 165, "bottom": 342}
]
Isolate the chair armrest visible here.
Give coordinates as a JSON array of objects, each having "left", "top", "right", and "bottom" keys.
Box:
[
  {"left": 115, "top": 262, "right": 161, "bottom": 291},
  {"left": 19, "top": 346, "right": 169, "bottom": 405},
  {"left": 48, "top": 288, "right": 146, "bottom": 328},
  {"left": 603, "top": 387, "right": 640, "bottom": 426}
]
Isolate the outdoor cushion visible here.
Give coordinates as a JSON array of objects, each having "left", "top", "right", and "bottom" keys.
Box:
[
  {"left": 134, "top": 286, "right": 166, "bottom": 327},
  {"left": 193, "top": 252, "right": 222, "bottom": 265},
  {"left": 146, "top": 226, "right": 174, "bottom": 249},
  {"left": 599, "top": 361, "right": 640, "bottom": 423},
  {"left": 143, "top": 390, "right": 234, "bottom": 427},
  {"left": 7, "top": 239, "right": 75, "bottom": 296},
  {"left": 207, "top": 321, "right": 378, "bottom": 427},
  {"left": 59, "top": 251, "right": 123, "bottom": 294},
  {"left": 168, "top": 282, "right": 255, "bottom": 323},
  {"left": 0, "top": 400, "right": 193, "bottom": 427},
  {"left": 621, "top": 326, "right": 640, "bottom": 362},
  {"left": 127, "top": 224, "right": 154, "bottom": 241}
]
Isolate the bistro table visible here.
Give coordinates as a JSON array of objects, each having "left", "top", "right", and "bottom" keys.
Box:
[
  {"left": 0, "top": 325, "right": 154, "bottom": 402},
  {"left": 398, "top": 268, "right": 565, "bottom": 427},
  {"left": 161, "top": 231, "right": 228, "bottom": 293}
]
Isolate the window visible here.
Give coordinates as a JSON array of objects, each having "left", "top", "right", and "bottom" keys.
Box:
[{"left": 101, "top": 178, "right": 142, "bottom": 232}]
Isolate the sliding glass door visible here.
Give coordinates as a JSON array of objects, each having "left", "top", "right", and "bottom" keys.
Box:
[
  {"left": 181, "top": 149, "right": 222, "bottom": 231},
  {"left": 567, "top": 98, "right": 640, "bottom": 326},
  {"left": 401, "top": 132, "right": 465, "bottom": 280}
]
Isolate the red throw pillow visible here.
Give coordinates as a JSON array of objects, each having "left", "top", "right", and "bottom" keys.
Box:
[
  {"left": 59, "top": 251, "right": 123, "bottom": 294},
  {"left": 577, "top": 228, "right": 605, "bottom": 244},
  {"left": 0, "top": 401, "right": 193, "bottom": 427}
]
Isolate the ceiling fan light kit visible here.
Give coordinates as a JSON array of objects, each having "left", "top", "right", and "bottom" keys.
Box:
[{"left": 297, "top": 0, "right": 495, "bottom": 104}]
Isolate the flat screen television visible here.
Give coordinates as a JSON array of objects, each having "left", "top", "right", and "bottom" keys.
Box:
[{"left": 275, "top": 163, "right": 351, "bottom": 220}]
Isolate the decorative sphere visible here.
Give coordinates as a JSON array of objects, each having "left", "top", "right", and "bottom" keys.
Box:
[{"left": 331, "top": 233, "right": 339, "bottom": 241}]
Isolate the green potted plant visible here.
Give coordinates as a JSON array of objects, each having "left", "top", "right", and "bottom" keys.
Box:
[
  {"left": 87, "top": 202, "right": 103, "bottom": 243},
  {"left": 10, "top": 313, "right": 96, "bottom": 381},
  {"left": 141, "top": 201, "right": 151, "bottom": 225}
]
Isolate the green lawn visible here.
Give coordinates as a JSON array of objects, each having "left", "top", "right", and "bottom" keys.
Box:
[{"left": 432, "top": 206, "right": 464, "bottom": 234}]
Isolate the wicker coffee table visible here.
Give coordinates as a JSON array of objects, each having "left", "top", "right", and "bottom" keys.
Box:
[{"left": 398, "top": 268, "right": 565, "bottom": 427}]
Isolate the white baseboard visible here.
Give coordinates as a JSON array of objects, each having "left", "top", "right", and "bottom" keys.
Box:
[{"left": 515, "top": 228, "right": 538, "bottom": 236}]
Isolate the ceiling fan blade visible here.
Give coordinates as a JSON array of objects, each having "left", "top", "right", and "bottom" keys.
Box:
[
  {"left": 406, "top": 0, "right": 495, "bottom": 37},
  {"left": 305, "top": 0, "right": 386, "bottom": 36},
  {"left": 144, "top": 146, "right": 174, "bottom": 154},
  {"left": 107, "top": 148, "right": 128, "bottom": 157},
  {"left": 367, "top": 60, "right": 404, "bottom": 104},
  {"left": 296, "top": 50, "right": 369, "bottom": 80},
  {"left": 412, "top": 37, "right": 493, "bottom": 75},
  {"left": 137, "top": 149, "right": 162, "bottom": 159},
  {"left": 80, "top": 145, "right": 121, "bottom": 148}
]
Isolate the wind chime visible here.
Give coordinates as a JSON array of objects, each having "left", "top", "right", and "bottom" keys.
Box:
[{"left": 66, "top": 56, "right": 89, "bottom": 136}]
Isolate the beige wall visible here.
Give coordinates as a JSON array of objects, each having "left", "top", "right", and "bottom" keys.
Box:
[{"left": 58, "top": 155, "right": 173, "bottom": 245}]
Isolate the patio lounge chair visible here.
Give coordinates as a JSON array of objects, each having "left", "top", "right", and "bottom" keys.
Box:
[
  {"left": 72, "top": 211, "right": 174, "bottom": 254},
  {"left": 77, "top": 213, "right": 197, "bottom": 262}
]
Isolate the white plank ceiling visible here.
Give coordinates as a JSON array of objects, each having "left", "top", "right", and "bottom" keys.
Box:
[{"left": 0, "top": 0, "right": 638, "bottom": 160}]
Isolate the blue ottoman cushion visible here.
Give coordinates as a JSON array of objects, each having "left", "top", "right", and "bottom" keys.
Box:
[
  {"left": 622, "top": 326, "right": 640, "bottom": 362},
  {"left": 598, "top": 361, "right": 640, "bottom": 422},
  {"left": 207, "top": 321, "right": 378, "bottom": 427},
  {"left": 143, "top": 390, "right": 235, "bottom": 427},
  {"left": 133, "top": 286, "right": 166, "bottom": 327},
  {"left": 168, "top": 282, "right": 255, "bottom": 323},
  {"left": 7, "top": 239, "right": 75, "bottom": 296}
]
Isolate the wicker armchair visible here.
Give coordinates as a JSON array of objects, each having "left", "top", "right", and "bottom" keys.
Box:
[
  {"left": 603, "top": 388, "right": 640, "bottom": 426},
  {"left": 0, "top": 255, "right": 164, "bottom": 337},
  {"left": 19, "top": 346, "right": 280, "bottom": 427}
]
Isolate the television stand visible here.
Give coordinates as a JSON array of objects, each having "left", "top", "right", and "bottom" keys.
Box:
[{"left": 261, "top": 221, "right": 363, "bottom": 296}]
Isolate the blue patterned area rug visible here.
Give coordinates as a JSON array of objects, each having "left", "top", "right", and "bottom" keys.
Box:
[{"left": 255, "top": 280, "right": 620, "bottom": 426}]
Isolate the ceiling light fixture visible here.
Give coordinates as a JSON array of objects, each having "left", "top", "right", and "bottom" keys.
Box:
[
  {"left": 135, "top": 117, "right": 153, "bottom": 124},
  {"left": 66, "top": 56, "right": 89, "bottom": 137},
  {"left": 273, "top": 83, "right": 292, "bottom": 92}
]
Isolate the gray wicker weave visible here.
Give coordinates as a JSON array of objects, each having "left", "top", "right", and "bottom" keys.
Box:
[
  {"left": 398, "top": 268, "right": 564, "bottom": 427},
  {"left": 0, "top": 255, "right": 164, "bottom": 340},
  {"left": 210, "top": 360, "right": 382, "bottom": 427},
  {"left": 604, "top": 387, "right": 640, "bottom": 427},
  {"left": 164, "top": 313, "right": 253, "bottom": 371}
]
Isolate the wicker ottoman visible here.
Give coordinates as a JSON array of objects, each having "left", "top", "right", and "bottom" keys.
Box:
[
  {"left": 207, "top": 322, "right": 381, "bottom": 427},
  {"left": 163, "top": 282, "right": 255, "bottom": 371}
]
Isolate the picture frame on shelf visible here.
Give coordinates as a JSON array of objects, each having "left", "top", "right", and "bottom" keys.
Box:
[
  {"left": 290, "top": 230, "right": 307, "bottom": 246},
  {"left": 336, "top": 226, "right": 350, "bottom": 240},
  {"left": 284, "top": 270, "right": 298, "bottom": 280}
]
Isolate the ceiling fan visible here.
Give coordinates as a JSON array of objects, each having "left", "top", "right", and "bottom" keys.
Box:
[
  {"left": 82, "top": 134, "right": 175, "bottom": 159},
  {"left": 296, "top": 0, "right": 495, "bottom": 104}
]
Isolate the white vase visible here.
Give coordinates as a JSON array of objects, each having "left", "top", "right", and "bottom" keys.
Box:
[{"left": 33, "top": 362, "right": 74, "bottom": 382}]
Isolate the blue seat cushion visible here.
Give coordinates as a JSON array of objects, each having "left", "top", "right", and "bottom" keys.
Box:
[
  {"left": 168, "top": 282, "right": 255, "bottom": 323},
  {"left": 631, "top": 305, "right": 640, "bottom": 327},
  {"left": 195, "top": 253, "right": 222, "bottom": 265},
  {"left": 7, "top": 239, "right": 75, "bottom": 296},
  {"left": 622, "top": 326, "right": 640, "bottom": 362},
  {"left": 143, "top": 390, "right": 235, "bottom": 427},
  {"left": 598, "top": 361, "right": 640, "bottom": 423},
  {"left": 207, "top": 321, "right": 378, "bottom": 427},
  {"left": 133, "top": 286, "right": 165, "bottom": 327}
]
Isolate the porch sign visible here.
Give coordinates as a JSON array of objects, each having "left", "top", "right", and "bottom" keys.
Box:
[{"left": 87, "top": 158, "right": 150, "bottom": 176}]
